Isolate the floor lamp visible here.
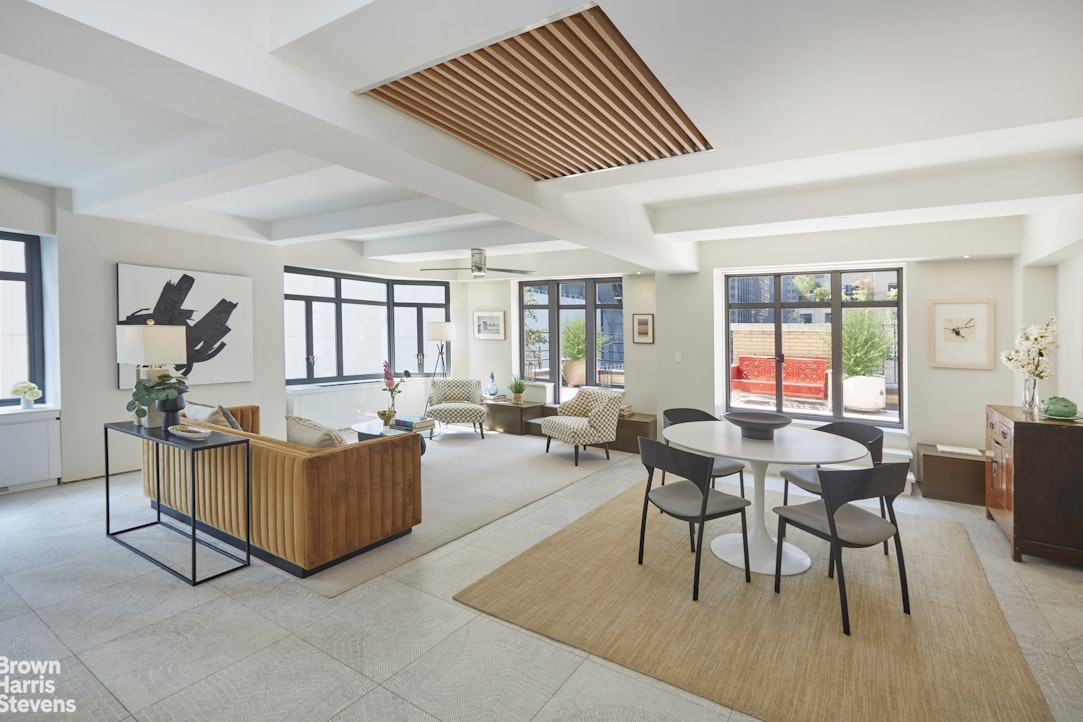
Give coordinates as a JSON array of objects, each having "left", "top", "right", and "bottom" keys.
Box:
[{"left": 425, "top": 321, "right": 455, "bottom": 378}]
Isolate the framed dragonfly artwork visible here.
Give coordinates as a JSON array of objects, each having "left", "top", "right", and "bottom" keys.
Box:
[{"left": 928, "top": 299, "right": 995, "bottom": 369}]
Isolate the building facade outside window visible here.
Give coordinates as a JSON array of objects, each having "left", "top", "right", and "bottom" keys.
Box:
[
  {"left": 0, "top": 232, "right": 44, "bottom": 406},
  {"left": 520, "top": 278, "right": 623, "bottom": 400},
  {"left": 285, "top": 267, "right": 449, "bottom": 384},
  {"left": 725, "top": 268, "right": 902, "bottom": 426}
]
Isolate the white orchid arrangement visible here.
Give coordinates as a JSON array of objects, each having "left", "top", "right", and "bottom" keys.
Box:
[
  {"left": 10, "top": 381, "right": 42, "bottom": 400},
  {"left": 1000, "top": 316, "right": 1058, "bottom": 380}
]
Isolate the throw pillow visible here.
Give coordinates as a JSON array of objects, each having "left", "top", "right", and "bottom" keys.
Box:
[
  {"left": 286, "top": 415, "right": 347, "bottom": 448},
  {"left": 185, "top": 401, "right": 232, "bottom": 427}
]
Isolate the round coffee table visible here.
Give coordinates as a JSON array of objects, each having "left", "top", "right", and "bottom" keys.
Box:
[{"left": 351, "top": 419, "right": 427, "bottom": 455}]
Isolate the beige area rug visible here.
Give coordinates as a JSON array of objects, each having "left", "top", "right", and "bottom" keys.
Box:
[
  {"left": 293, "top": 429, "right": 631, "bottom": 597},
  {"left": 455, "top": 485, "right": 1054, "bottom": 722}
]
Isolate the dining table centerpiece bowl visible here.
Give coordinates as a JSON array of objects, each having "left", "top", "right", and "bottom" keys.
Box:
[{"left": 723, "top": 411, "right": 792, "bottom": 440}]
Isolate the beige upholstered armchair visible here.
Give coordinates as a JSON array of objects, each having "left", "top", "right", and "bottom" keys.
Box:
[
  {"left": 540, "top": 388, "right": 624, "bottom": 465},
  {"left": 426, "top": 379, "right": 487, "bottom": 438}
]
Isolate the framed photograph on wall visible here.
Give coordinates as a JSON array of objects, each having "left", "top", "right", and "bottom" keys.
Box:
[
  {"left": 632, "top": 313, "right": 655, "bottom": 344},
  {"left": 473, "top": 310, "right": 506, "bottom": 340},
  {"left": 928, "top": 299, "right": 995, "bottom": 369}
]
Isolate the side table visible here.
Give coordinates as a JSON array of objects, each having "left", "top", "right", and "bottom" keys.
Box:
[
  {"left": 482, "top": 400, "right": 543, "bottom": 435},
  {"left": 104, "top": 421, "right": 250, "bottom": 585}
]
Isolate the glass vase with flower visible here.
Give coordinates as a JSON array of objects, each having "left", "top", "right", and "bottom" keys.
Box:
[
  {"left": 999, "top": 316, "right": 1058, "bottom": 412},
  {"left": 378, "top": 361, "right": 408, "bottom": 426}
]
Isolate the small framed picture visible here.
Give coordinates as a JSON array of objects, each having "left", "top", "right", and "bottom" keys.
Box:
[
  {"left": 632, "top": 313, "right": 654, "bottom": 344},
  {"left": 473, "top": 310, "right": 506, "bottom": 340},
  {"left": 929, "top": 299, "right": 995, "bottom": 369}
]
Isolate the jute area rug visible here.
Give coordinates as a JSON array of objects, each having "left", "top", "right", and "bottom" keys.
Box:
[
  {"left": 455, "top": 484, "right": 1053, "bottom": 722},
  {"left": 293, "top": 429, "right": 630, "bottom": 597}
]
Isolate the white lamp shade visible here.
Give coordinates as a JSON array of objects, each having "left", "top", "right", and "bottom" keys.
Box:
[
  {"left": 116, "top": 324, "right": 188, "bottom": 365},
  {"left": 426, "top": 321, "right": 456, "bottom": 341}
]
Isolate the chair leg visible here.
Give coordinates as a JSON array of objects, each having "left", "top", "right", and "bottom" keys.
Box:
[
  {"left": 574, "top": 445, "right": 579, "bottom": 466},
  {"left": 739, "top": 470, "right": 745, "bottom": 498},
  {"left": 604, "top": 443, "right": 610, "bottom": 460},
  {"left": 545, "top": 437, "right": 551, "bottom": 453},
  {"left": 740, "top": 510, "right": 751, "bottom": 583},
  {"left": 833, "top": 543, "right": 851, "bottom": 635},
  {"left": 783, "top": 478, "right": 789, "bottom": 506},
  {"left": 638, "top": 496, "right": 651, "bottom": 565},
  {"left": 880, "top": 497, "right": 888, "bottom": 555},
  {"left": 688, "top": 522, "right": 696, "bottom": 553},
  {"left": 693, "top": 519, "right": 706, "bottom": 601},
  {"left": 893, "top": 532, "right": 910, "bottom": 615},
  {"left": 774, "top": 517, "right": 786, "bottom": 593},
  {"left": 479, "top": 422, "right": 484, "bottom": 439}
]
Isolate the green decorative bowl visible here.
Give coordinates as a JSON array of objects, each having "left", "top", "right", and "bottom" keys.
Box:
[{"left": 1041, "top": 396, "right": 1078, "bottom": 419}]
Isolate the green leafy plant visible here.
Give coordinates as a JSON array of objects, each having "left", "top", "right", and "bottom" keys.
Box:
[
  {"left": 127, "top": 373, "right": 189, "bottom": 419},
  {"left": 508, "top": 376, "right": 527, "bottom": 394},
  {"left": 841, "top": 310, "right": 890, "bottom": 378},
  {"left": 560, "top": 316, "right": 610, "bottom": 361}
]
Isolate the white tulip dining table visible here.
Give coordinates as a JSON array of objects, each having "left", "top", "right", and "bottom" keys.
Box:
[{"left": 662, "top": 420, "right": 867, "bottom": 575}]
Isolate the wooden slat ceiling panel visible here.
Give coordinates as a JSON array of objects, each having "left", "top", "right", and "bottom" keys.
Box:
[{"left": 361, "top": 6, "right": 710, "bottom": 180}]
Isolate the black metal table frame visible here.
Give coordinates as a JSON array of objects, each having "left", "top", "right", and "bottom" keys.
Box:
[{"left": 104, "top": 421, "right": 251, "bottom": 585}]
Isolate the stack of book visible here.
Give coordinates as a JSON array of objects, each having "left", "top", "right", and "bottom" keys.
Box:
[
  {"left": 487, "top": 394, "right": 507, "bottom": 402},
  {"left": 391, "top": 415, "right": 436, "bottom": 432},
  {"left": 618, "top": 404, "right": 634, "bottom": 418}
]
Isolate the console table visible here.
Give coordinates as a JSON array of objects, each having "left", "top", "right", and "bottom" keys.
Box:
[{"left": 104, "top": 421, "right": 250, "bottom": 585}]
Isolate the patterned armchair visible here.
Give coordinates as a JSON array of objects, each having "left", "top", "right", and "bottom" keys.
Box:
[
  {"left": 540, "top": 388, "right": 624, "bottom": 465},
  {"left": 425, "top": 379, "right": 487, "bottom": 438}
]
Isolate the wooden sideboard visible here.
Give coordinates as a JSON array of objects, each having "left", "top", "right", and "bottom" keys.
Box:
[{"left": 985, "top": 405, "right": 1083, "bottom": 566}]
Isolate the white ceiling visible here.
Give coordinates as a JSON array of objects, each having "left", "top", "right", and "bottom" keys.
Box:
[{"left": 1, "top": 0, "right": 1082, "bottom": 275}]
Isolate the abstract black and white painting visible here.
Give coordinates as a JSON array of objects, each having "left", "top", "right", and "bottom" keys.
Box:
[{"left": 117, "top": 263, "right": 253, "bottom": 388}]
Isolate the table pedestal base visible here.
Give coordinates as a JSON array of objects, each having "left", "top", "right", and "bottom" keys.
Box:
[{"left": 710, "top": 531, "right": 812, "bottom": 576}]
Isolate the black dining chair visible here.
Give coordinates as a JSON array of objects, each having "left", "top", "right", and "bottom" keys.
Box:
[
  {"left": 772, "top": 462, "right": 911, "bottom": 635},
  {"left": 779, "top": 421, "right": 888, "bottom": 554},
  {"left": 662, "top": 408, "right": 746, "bottom": 496},
  {"left": 638, "top": 437, "right": 751, "bottom": 600}
]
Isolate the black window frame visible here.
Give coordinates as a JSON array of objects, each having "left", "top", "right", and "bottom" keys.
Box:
[
  {"left": 519, "top": 277, "right": 624, "bottom": 390},
  {"left": 0, "top": 231, "right": 45, "bottom": 406},
  {"left": 724, "top": 267, "right": 903, "bottom": 428},
  {"left": 284, "top": 266, "right": 450, "bottom": 385}
]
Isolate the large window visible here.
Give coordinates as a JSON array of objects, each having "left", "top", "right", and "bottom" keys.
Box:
[
  {"left": 520, "top": 278, "right": 624, "bottom": 398},
  {"left": 725, "top": 268, "right": 901, "bottom": 426},
  {"left": 285, "top": 267, "right": 449, "bottom": 384},
  {"left": 0, "top": 232, "right": 44, "bottom": 406}
]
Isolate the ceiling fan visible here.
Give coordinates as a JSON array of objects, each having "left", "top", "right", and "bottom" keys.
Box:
[{"left": 421, "top": 248, "right": 535, "bottom": 278}]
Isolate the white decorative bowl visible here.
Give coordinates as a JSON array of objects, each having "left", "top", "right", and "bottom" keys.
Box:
[{"left": 168, "top": 424, "right": 212, "bottom": 440}]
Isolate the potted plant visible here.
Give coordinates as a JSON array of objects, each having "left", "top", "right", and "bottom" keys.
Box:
[
  {"left": 559, "top": 317, "right": 610, "bottom": 387},
  {"left": 508, "top": 376, "right": 527, "bottom": 404},
  {"left": 840, "top": 309, "right": 890, "bottom": 411},
  {"left": 128, "top": 373, "right": 189, "bottom": 428}
]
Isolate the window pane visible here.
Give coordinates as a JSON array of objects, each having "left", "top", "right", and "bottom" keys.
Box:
[
  {"left": 394, "top": 284, "right": 445, "bottom": 304},
  {"left": 342, "top": 304, "right": 387, "bottom": 376},
  {"left": 841, "top": 270, "right": 897, "bottom": 302},
  {"left": 596, "top": 281, "right": 622, "bottom": 305},
  {"left": 0, "top": 240, "right": 25, "bottom": 272},
  {"left": 784, "top": 273, "right": 831, "bottom": 302},
  {"left": 311, "top": 302, "right": 338, "bottom": 377},
  {"left": 781, "top": 318, "right": 831, "bottom": 418},
  {"left": 841, "top": 306, "right": 898, "bottom": 421},
  {"left": 558, "top": 283, "right": 586, "bottom": 305},
  {"left": 728, "top": 308, "right": 775, "bottom": 411},
  {"left": 283, "top": 300, "right": 308, "bottom": 380},
  {"left": 393, "top": 307, "right": 418, "bottom": 373},
  {"left": 728, "top": 275, "right": 774, "bottom": 303},
  {"left": 342, "top": 279, "right": 385, "bottom": 302},
  {"left": 559, "top": 308, "right": 587, "bottom": 391},
  {"left": 523, "top": 306, "right": 549, "bottom": 383},
  {"left": 284, "top": 272, "right": 334, "bottom": 297},
  {"left": 596, "top": 308, "right": 624, "bottom": 388},
  {"left": 523, "top": 284, "right": 550, "bottom": 305}
]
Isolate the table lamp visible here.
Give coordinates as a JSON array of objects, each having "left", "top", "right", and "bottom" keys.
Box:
[
  {"left": 116, "top": 321, "right": 188, "bottom": 385},
  {"left": 425, "top": 321, "right": 455, "bottom": 378}
]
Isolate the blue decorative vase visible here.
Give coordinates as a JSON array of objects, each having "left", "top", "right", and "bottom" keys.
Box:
[{"left": 487, "top": 371, "right": 499, "bottom": 397}]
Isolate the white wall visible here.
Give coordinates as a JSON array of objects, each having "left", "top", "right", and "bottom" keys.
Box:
[
  {"left": 1056, "top": 255, "right": 1083, "bottom": 403},
  {"left": 655, "top": 218, "right": 1028, "bottom": 452},
  {"left": 0, "top": 179, "right": 288, "bottom": 481}
]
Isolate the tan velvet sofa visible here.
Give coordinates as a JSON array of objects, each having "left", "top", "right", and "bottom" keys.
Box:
[{"left": 141, "top": 405, "right": 422, "bottom": 577}]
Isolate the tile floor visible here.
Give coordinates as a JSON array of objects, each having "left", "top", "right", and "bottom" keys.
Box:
[{"left": 1, "top": 459, "right": 1082, "bottom": 721}]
